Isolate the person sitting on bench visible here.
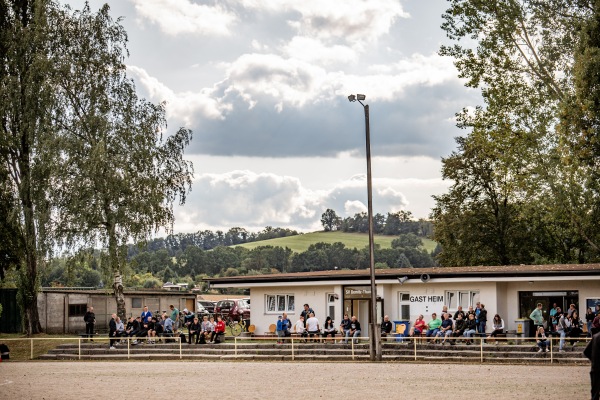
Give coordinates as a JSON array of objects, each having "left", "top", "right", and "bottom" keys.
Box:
[
  {"left": 188, "top": 317, "right": 201, "bottom": 344},
  {"left": 409, "top": 315, "right": 426, "bottom": 337},
  {"left": 488, "top": 314, "right": 504, "bottom": 343},
  {"left": 381, "top": 315, "right": 393, "bottom": 338},
  {"left": 322, "top": 316, "right": 336, "bottom": 342},
  {"left": 295, "top": 316, "right": 308, "bottom": 341},
  {"left": 212, "top": 315, "right": 226, "bottom": 343},
  {"left": 451, "top": 313, "right": 466, "bottom": 345},
  {"left": 306, "top": 313, "right": 320, "bottom": 342}
]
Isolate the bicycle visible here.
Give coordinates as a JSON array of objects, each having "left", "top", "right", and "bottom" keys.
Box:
[{"left": 224, "top": 315, "right": 245, "bottom": 336}]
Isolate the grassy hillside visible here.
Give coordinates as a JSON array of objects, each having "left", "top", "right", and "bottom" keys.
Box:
[{"left": 234, "top": 231, "right": 437, "bottom": 253}]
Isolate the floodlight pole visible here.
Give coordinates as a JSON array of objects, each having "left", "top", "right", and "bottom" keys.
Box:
[{"left": 348, "top": 94, "right": 381, "bottom": 361}]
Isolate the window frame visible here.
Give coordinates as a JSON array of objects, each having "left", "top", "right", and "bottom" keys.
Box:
[
  {"left": 444, "top": 290, "right": 480, "bottom": 312},
  {"left": 68, "top": 304, "right": 87, "bottom": 317},
  {"left": 265, "top": 294, "right": 295, "bottom": 314}
]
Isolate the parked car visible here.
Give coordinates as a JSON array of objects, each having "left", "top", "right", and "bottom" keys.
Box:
[
  {"left": 196, "top": 302, "right": 211, "bottom": 316},
  {"left": 197, "top": 300, "right": 215, "bottom": 314},
  {"left": 214, "top": 299, "right": 250, "bottom": 322}
]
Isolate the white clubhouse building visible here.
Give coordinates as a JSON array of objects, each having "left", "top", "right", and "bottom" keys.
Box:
[{"left": 207, "top": 264, "right": 600, "bottom": 336}]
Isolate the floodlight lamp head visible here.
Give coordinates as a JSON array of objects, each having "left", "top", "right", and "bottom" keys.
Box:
[
  {"left": 356, "top": 94, "right": 366, "bottom": 101},
  {"left": 348, "top": 94, "right": 356, "bottom": 102},
  {"left": 397, "top": 276, "right": 408, "bottom": 285}
]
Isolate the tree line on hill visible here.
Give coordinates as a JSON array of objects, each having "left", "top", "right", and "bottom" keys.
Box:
[
  {"left": 320, "top": 209, "right": 433, "bottom": 237},
  {"left": 38, "top": 230, "right": 437, "bottom": 290}
]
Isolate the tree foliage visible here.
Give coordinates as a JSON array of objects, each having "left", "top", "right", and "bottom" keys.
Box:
[
  {"left": 1, "top": 0, "right": 58, "bottom": 334},
  {"left": 433, "top": 0, "right": 600, "bottom": 265},
  {"left": 48, "top": 4, "right": 193, "bottom": 320}
]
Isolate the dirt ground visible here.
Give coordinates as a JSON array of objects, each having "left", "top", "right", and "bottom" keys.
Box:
[{"left": 0, "top": 361, "right": 591, "bottom": 400}]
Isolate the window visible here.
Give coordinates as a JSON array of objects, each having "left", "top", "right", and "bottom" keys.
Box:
[
  {"left": 266, "top": 294, "right": 294, "bottom": 313},
  {"left": 327, "top": 293, "right": 336, "bottom": 319},
  {"left": 69, "top": 304, "right": 87, "bottom": 317},
  {"left": 444, "top": 290, "right": 480, "bottom": 311},
  {"left": 132, "top": 297, "right": 142, "bottom": 309},
  {"left": 398, "top": 292, "right": 410, "bottom": 320}
]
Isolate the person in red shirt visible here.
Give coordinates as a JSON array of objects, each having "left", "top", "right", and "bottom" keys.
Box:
[
  {"left": 211, "top": 315, "right": 226, "bottom": 343},
  {"left": 409, "top": 315, "right": 427, "bottom": 337}
]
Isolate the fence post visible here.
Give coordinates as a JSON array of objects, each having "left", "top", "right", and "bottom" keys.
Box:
[
  {"left": 235, "top": 337, "right": 238, "bottom": 356},
  {"left": 30, "top": 338, "right": 33, "bottom": 360},
  {"left": 480, "top": 335, "right": 483, "bottom": 363},
  {"left": 351, "top": 338, "right": 355, "bottom": 360},
  {"left": 127, "top": 337, "right": 130, "bottom": 360},
  {"left": 291, "top": 337, "right": 295, "bottom": 361},
  {"left": 414, "top": 336, "right": 417, "bottom": 361},
  {"left": 550, "top": 336, "right": 553, "bottom": 364},
  {"left": 179, "top": 336, "right": 182, "bottom": 360},
  {"left": 78, "top": 337, "right": 81, "bottom": 360}
]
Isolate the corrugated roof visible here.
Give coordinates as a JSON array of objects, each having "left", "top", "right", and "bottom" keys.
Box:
[
  {"left": 197, "top": 294, "right": 247, "bottom": 301},
  {"left": 41, "top": 288, "right": 196, "bottom": 296},
  {"left": 205, "top": 263, "right": 600, "bottom": 285}
]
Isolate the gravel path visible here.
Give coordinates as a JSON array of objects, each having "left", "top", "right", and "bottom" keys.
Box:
[{"left": 0, "top": 361, "right": 590, "bottom": 400}]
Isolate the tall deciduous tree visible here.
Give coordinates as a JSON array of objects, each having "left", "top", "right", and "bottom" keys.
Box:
[
  {"left": 1, "top": 0, "right": 57, "bottom": 334},
  {"left": 320, "top": 209, "right": 341, "bottom": 231},
  {"left": 50, "top": 4, "right": 193, "bottom": 320},
  {"left": 434, "top": 0, "right": 600, "bottom": 265}
]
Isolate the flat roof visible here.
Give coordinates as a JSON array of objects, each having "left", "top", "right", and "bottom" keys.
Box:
[{"left": 205, "top": 264, "right": 600, "bottom": 285}]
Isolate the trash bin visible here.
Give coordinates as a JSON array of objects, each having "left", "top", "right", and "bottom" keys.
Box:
[
  {"left": 394, "top": 320, "right": 410, "bottom": 342},
  {"left": 515, "top": 319, "right": 530, "bottom": 338}
]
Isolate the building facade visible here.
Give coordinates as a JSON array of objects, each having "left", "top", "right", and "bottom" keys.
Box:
[
  {"left": 207, "top": 264, "right": 600, "bottom": 336},
  {"left": 38, "top": 288, "right": 196, "bottom": 333}
]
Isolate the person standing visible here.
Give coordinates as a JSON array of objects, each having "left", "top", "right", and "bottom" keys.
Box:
[
  {"left": 550, "top": 303, "right": 559, "bottom": 332},
  {"left": 587, "top": 308, "right": 596, "bottom": 337},
  {"left": 83, "top": 306, "right": 95, "bottom": 341},
  {"left": 300, "top": 304, "right": 314, "bottom": 328},
  {"left": 593, "top": 313, "right": 600, "bottom": 336},
  {"left": 169, "top": 304, "right": 179, "bottom": 333},
  {"left": 584, "top": 331, "right": 600, "bottom": 400},
  {"left": 478, "top": 304, "right": 488, "bottom": 334},
  {"left": 530, "top": 303, "right": 545, "bottom": 333},
  {"left": 109, "top": 313, "right": 117, "bottom": 350},
  {"left": 276, "top": 316, "right": 285, "bottom": 344},
  {"left": 141, "top": 306, "right": 152, "bottom": 323},
  {"left": 453, "top": 306, "right": 465, "bottom": 321}
]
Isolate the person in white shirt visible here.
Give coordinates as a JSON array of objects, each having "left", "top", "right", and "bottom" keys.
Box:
[
  {"left": 295, "top": 316, "right": 307, "bottom": 341},
  {"left": 306, "top": 313, "right": 320, "bottom": 342},
  {"left": 487, "top": 314, "right": 505, "bottom": 344}
]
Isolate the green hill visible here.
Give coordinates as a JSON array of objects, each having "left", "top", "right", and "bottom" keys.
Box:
[{"left": 234, "top": 231, "right": 437, "bottom": 253}]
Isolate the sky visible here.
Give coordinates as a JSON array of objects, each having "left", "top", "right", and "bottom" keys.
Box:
[{"left": 67, "top": 0, "right": 480, "bottom": 234}]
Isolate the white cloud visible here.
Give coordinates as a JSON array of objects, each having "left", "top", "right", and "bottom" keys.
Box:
[
  {"left": 129, "top": 0, "right": 237, "bottom": 36},
  {"left": 127, "top": 65, "right": 228, "bottom": 123},
  {"left": 217, "top": 52, "right": 458, "bottom": 111},
  {"left": 283, "top": 36, "right": 356, "bottom": 65},
  {"left": 344, "top": 200, "right": 366, "bottom": 214},
  {"left": 240, "top": 0, "right": 408, "bottom": 44},
  {"left": 173, "top": 169, "right": 442, "bottom": 233}
]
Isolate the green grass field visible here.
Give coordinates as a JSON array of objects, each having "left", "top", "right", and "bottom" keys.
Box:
[{"left": 234, "top": 231, "right": 437, "bottom": 253}]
